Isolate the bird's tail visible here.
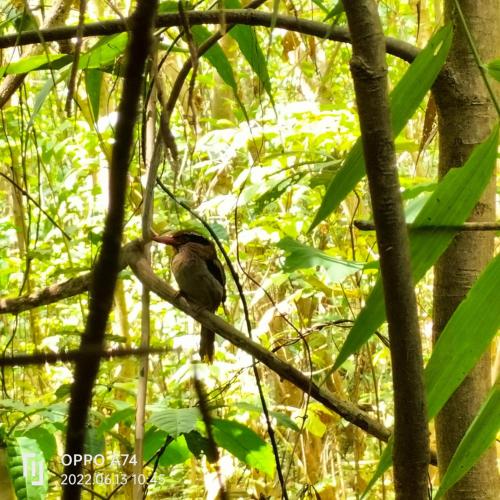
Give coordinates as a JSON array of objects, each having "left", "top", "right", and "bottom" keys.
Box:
[{"left": 199, "top": 326, "right": 215, "bottom": 363}]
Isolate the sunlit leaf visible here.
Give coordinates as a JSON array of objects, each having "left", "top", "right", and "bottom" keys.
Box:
[
  {"left": 149, "top": 407, "right": 201, "bottom": 437},
  {"left": 6, "top": 436, "right": 48, "bottom": 500},
  {"left": 278, "top": 236, "right": 367, "bottom": 282},
  {"left": 212, "top": 419, "right": 275, "bottom": 477},
  {"left": 159, "top": 434, "right": 191, "bottom": 466},
  {"left": 191, "top": 25, "right": 238, "bottom": 92},
  {"left": 85, "top": 69, "right": 102, "bottom": 122},
  {"left": 0, "top": 53, "right": 68, "bottom": 76},
  {"left": 78, "top": 33, "right": 128, "bottom": 70},
  {"left": 225, "top": 0, "right": 272, "bottom": 98}
]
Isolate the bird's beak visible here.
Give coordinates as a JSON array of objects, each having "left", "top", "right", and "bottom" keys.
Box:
[{"left": 152, "top": 234, "right": 176, "bottom": 246}]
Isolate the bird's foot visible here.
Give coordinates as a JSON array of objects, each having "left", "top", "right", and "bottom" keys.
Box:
[{"left": 190, "top": 303, "right": 208, "bottom": 316}]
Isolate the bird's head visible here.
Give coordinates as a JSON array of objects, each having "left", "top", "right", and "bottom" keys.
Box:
[{"left": 152, "top": 230, "right": 215, "bottom": 254}]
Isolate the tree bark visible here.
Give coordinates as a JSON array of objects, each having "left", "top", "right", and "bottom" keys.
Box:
[
  {"left": 62, "top": 1, "right": 158, "bottom": 498},
  {"left": 432, "top": 1, "right": 499, "bottom": 498},
  {"left": 342, "top": 2, "right": 429, "bottom": 498}
]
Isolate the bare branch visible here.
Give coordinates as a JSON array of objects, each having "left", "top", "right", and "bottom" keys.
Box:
[
  {"left": 0, "top": 273, "right": 90, "bottom": 314},
  {"left": 0, "top": 10, "right": 419, "bottom": 63}
]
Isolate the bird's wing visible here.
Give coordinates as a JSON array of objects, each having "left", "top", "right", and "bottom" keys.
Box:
[{"left": 206, "top": 257, "right": 226, "bottom": 302}]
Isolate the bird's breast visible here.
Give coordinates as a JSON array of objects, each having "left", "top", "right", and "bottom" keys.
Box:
[{"left": 171, "top": 253, "right": 224, "bottom": 311}]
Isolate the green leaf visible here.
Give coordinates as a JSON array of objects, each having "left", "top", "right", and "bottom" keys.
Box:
[
  {"left": 191, "top": 25, "right": 238, "bottom": 92},
  {"left": 96, "top": 407, "right": 135, "bottom": 434},
  {"left": 29, "top": 76, "right": 62, "bottom": 127},
  {"left": 483, "top": 59, "right": 500, "bottom": 82},
  {"left": 143, "top": 427, "right": 169, "bottom": 461},
  {"left": 310, "top": 0, "right": 329, "bottom": 14},
  {"left": 425, "top": 252, "right": 500, "bottom": 419},
  {"left": 225, "top": 0, "right": 272, "bottom": 97},
  {"left": 22, "top": 427, "right": 57, "bottom": 462},
  {"left": 149, "top": 406, "right": 201, "bottom": 437},
  {"left": 277, "top": 237, "right": 366, "bottom": 282},
  {"left": 309, "top": 24, "right": 453, "bottom": 231},
  {"left": 158, "top": 1, "right": 180, "bottom": 13},
  {"left": 85, "top": 69, "right": 102, "bottom": 122},
  {"left": 0, "top": 54, "right": 69, "bottom": 76},
  {"left": 434, "top": 382, "right": 500, "bottom": 499},
  {"left": 324, "top": 1, "right": 345, "bottom": 22},
  {"left": 212, "top": 419, "right": 275, "bottom": 477},
  {"left": 331, "top": 125, "right": 499, "bottom": 371},
  {"left": 361, "top": 440, "right": 393, "bottom": 499},
  {"left": 0, "top": 33, "right": 126, "bottom": 79},
  {"left": 255, "top": 172, "right": 307, "bottom": 212},
  {"left": 159, "top": 434, "right": 191, "bottom": 466},
  {"left": 78, "top": 33, "right": 128, "bottom": 70}
]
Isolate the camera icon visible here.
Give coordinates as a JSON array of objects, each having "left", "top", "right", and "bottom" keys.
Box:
[{"left": 22, "top": 452, "right": 45, "bottom": 486}]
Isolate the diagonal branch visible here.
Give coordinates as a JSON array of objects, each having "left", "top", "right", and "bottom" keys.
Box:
[
  {"left": 0, "top": 272, "right": 91, "bottom": 314},
  {"left": 123, "top": 240, "right": 391, "bottom": 443}
]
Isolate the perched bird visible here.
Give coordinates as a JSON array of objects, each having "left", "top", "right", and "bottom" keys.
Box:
[{"left": 153, "top": 230, "right": 226, "bottom": 362}]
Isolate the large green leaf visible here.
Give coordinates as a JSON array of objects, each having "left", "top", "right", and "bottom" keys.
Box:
[
  {"left": 26, "top": 33, "right": 128, "bottom": 126},
  {"left": 425, "top": 252, "right": 500, "bottom": 419},
  {"left": 77, "top": 33, "right": 128, "bottom": 70},
  {"left": 0, "top": 33, "right": 127, "bottom": 78},
  {"left": 0, "top": 53, "right": 68, "bottom": 76},
  {"left": 434, "top": 382, "right": 500, "bottom": 499},
  {"left": 158, "top": 434, "right": 191, "bottom": 466},
  {"left": 224, "top": 0, "right": 272, "bottom": 98},
  {"left": 309, "top": 24, "right": 453, "bottom": 231},
  {"left": 484, "top": 58, "right": 500, "bottom": 82},
  {"left": 85, "top": 69, "right": 103, "bottom": 122},
  {"left": 23, "top": 427, "right": 57, "bottom": 462},
  {"left": 143, "top": 427, "right": 169, "bottom": 461},
  {"left": 149, "top": 406, "right": 201, "bottom": 437},
  {"left": 331, "top": 125, "right": 498, "bottom": 371},
  {"left": 277, "top": 236, "right": 368, "bottom": 282},
  {"left": 212, "top": 419, "right": 275, "bottom": 477},
  {"left": 191, "top": 25, "right": 238, "bottom": 92}
]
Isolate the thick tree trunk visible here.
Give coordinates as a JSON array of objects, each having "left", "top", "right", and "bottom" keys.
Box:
[{"left": 432, "top": 1, "right": 499, "bottom": 498}]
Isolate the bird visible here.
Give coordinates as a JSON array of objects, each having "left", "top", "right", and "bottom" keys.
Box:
[{"left": 152, "top": 230, "right": 226, "bottom": 362}]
